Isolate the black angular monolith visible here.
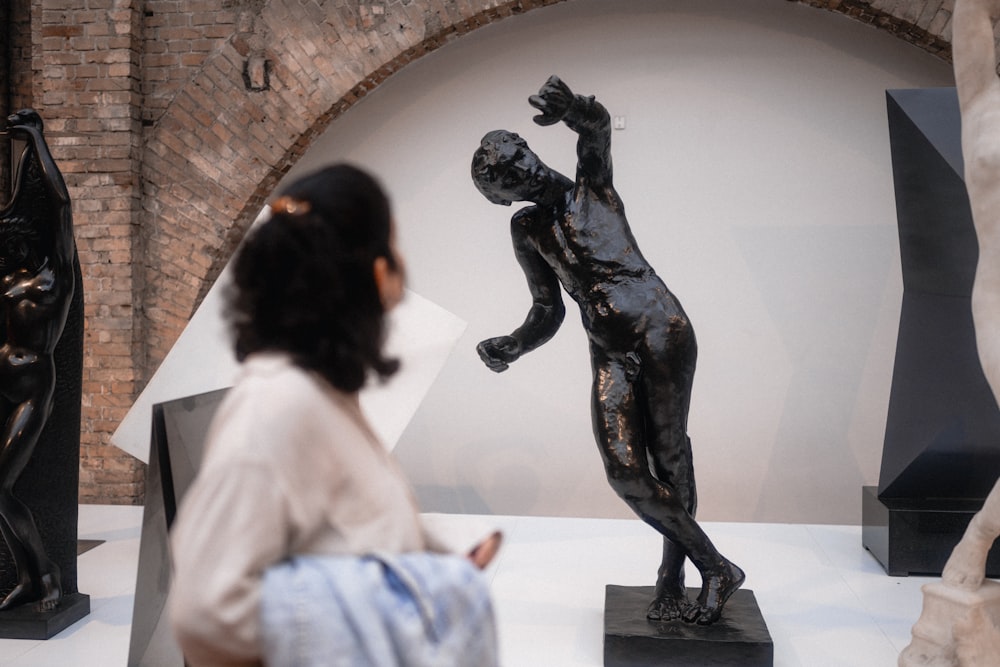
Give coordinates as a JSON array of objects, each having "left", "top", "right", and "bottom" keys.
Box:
[{"left": 863, "top": 88, "right": 1000, "bottom": 576}]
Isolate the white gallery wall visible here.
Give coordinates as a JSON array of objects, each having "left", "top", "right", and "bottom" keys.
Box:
[
  {"left": 283, "top": 0, "right": 956, "bottom": 525},
  {"left": 127, "top": 0, "right": 957, "bottom": 525}
]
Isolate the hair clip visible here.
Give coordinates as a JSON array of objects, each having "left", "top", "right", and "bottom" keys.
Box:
[{"left": 271, "top": 196, "right": 311, "bottom": 216}]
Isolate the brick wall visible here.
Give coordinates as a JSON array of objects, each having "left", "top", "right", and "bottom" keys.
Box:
[
  {"left": 804, "top": 0, "right": 952, "bottom": 57},
  {"left": 38, "top": 0, "right": 148, "bottom": 502},
  {"left": 1, "top": 0, "right": 969, "bottom": 505}
]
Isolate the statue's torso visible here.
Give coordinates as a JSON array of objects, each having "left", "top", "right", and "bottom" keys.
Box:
[
  {"left": 1, "top": 264, "right": 70, "bottom": 356},
  {"left": 523, "top": 189, "right": 694, "bottom": 353}
]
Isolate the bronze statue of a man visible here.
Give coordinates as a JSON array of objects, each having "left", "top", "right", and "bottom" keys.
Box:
[
  {"left": 0, "top": 109, "right": 76, "bottom": 612},
  {"left": 471, "top": 76, "right": 743, "bottom": 624}
]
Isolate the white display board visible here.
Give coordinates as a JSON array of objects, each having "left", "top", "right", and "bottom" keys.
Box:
[{"left": 111, "top": 208, "right": 467, "bottom": 461}]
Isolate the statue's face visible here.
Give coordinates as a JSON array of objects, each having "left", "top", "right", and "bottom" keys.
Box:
[
  {"left": 0, "top": 236, "right": 30, "bottom": 274},
  {"left": 473, "top": 131, "right": 548, "bottom": 205},
  {"left": 0, "top": 219, "right": 39, "bottom": 273}
]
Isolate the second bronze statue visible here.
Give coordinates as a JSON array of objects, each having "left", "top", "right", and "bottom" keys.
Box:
[{"left": 0, "top": 110, "right": 80, "bottom": 614}]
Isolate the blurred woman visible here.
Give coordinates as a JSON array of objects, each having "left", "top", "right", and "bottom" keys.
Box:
[{"left": 169, "top": 164, "right": 498, "bottom": 667}]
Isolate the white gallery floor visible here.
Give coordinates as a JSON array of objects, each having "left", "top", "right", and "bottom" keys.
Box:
[{"left": 0, "top": 505, "right": 936, "bottom": 666}]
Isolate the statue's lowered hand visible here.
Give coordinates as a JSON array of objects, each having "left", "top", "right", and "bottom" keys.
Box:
[{"left": 476, "top": 336, "right": 521, "bottom": 373}]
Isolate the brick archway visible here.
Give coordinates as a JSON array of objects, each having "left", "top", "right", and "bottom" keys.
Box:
[
  {"left": 2, "top": 0, "right": 962, "bottom": 502},
  {"left": 139, "top": 0, "right": 953, "bottom": 377}
]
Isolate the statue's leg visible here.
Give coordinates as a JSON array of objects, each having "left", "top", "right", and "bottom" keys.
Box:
[
  {"left": 591, "top": 354, "right": 743, "bottom": 623},
  {"left": 947, "top": 245, "right": 1000, "bottom": 590},
  {"left": 0, "top": 399, "right": 62, "bottom": 611},
  {"left": 645, "top": 432, "right": 696, "bottom": 621},
  {"left": 0, "top": 495, "right": 60, "bottom": 611},
  {"left": 641, "top": 347, "right": 696, "bottom": 620},
  {"left": 943, "top": 477, "right": 1000, "bottom": 590},
  {"left": 0, "top": 510, "right": 32, "bottom": 603}
]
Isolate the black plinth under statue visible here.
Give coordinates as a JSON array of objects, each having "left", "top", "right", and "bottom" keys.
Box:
[
  {"left": 0, "top": 110, "right": 88, "bottom": 637},
  {"left": 862, "top": 88, "right": 1000, "bottom": 577},
  {"left": 604, "top": 586, "right": 773, "bottom": 667}
]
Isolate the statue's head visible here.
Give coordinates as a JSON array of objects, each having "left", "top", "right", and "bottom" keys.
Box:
[
  {"left": 471, "top": 130, "right": 548, "bottom": 206},
  {"left": 6, "top": 109, "right": 44, "bottom": 135}
]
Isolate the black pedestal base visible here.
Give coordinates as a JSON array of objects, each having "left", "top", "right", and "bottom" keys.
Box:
[
  {"left": 0, "top": 592, "right": 90, "bottom": 639},
  {"left": 604, "top": 585, "right": 773, "bottom": 667},
  {"left": 862, "top": 485, "right": 1000, "bottom": 577}
]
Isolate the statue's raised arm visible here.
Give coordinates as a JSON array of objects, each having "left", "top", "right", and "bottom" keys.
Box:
[
  {"left": 953, "top": 0, "right": 1000, "bottom": 114},
  {"left": 4, "top": 110, "right": 74, "bottom": 275}
]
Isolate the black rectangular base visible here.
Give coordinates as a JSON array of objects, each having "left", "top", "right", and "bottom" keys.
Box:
[
  {"left": 0, "top": 592, "right": 90, "bottom": 639},
  {"left": 862, "top": 485, "right": 1000, "bottom": 577},
  {"left": 604, "top": 585, "right": 773, "bottom": 667}
]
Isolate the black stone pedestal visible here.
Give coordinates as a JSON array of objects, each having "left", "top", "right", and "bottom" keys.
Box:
[
  {"left": 0, "top": 592, "right": 90, "bottom": 639},
  {"left": 861, "top": 486, "right": 1000, "bottom": 577},
  {"left": 604, "top": 585, "right": 772, "bottom": 667}
]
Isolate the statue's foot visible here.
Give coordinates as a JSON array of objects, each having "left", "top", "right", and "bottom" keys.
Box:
[
  {"left": 33, "top": 571, "right": 62, "bottom": 612},
  {"left": 942, "top": 538, "right": 989, "bottom": 591},
  {"left": 33, "top": 597, "right": 58, "bottom": 613},
  {"left": 0, "top": 569, "right": 62, "bottom": 612},
  {"left": 0, "top": 582, "right": 35, "bottom": 611},
  {"left": 647, "top": 586, "right": 689, "bottom": 621},
  {"left": 682, "top": 560, "right": 745, "bottom": 625}
]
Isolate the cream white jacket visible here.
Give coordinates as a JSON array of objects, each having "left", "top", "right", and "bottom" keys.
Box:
[{"left": 169, "top": 353, "right": 433, "bottom": 667}]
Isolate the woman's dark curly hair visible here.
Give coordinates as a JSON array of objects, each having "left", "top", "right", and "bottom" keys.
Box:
[{"left": 226, "top": 164, "right": 400, "bottom": 393}]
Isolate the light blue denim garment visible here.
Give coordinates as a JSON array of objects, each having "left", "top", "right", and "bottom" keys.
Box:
[{"left": 260, "top": 552, "right": 498, "bottom": 667}]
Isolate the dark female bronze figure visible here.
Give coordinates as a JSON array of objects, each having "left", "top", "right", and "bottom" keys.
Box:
[
  {"left": 0, "top": 110, "right": 79, "bottom": 612},
  {"left": 472, "top": 76, "right": 744, "bottom": 625}
]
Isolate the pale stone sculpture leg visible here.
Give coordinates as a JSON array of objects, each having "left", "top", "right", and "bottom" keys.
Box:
[
  {"left": 954, "top": 603, "right": 1000, "bottom": 666},
  {"left": 944, "top": 486, "right": 1000, "bottom": 592},
  {"left": 899, "top": 0, "right": 1000, "bottom": 664}
]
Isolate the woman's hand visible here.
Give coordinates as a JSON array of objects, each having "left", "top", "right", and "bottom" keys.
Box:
[{"left": 468, "top": 531, "right": 503, "bottom": 569}]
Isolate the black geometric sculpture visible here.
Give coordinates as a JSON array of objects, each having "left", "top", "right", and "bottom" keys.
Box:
[
  {"left": 0, "top": 110, "right": 88, "bottom": 637},
  {"left": 862, "top": 88, "right": 1000, "bottom": 576},
  {"left": 127, "top": 388, "right": 228, "bottom": 667}
]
